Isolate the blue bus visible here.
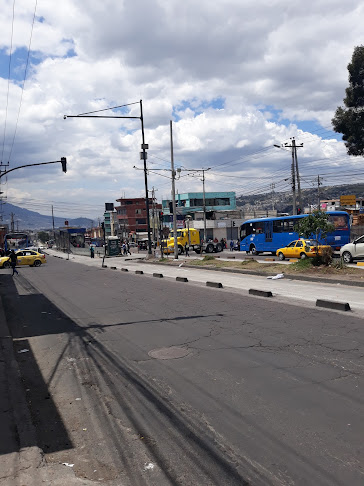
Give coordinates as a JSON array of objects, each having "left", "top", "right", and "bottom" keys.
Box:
[
  {"left": 239, "top": 211, "right": 350, "bottom": 254},
  {"left": 4, "top": 232, "right": 30, "bottom": 251}
]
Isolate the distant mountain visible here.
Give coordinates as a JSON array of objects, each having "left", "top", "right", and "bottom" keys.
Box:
[
  {"left": 0, "top": 202, "right": 95, "bottom": 230},
  {"left": 236, "top": 183, "right": 364, "bottom": 213}
]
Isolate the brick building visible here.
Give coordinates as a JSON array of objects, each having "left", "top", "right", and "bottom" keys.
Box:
[{"left": 115, "top": 197, "right": 154, "bottom": 238}]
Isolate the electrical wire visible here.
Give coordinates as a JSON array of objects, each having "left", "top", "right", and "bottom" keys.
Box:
[
  {"left": 1, "top": 0, "right": 16, "bottom": 164},
  {"left": 7, "top": 0, "right": 38, "bottom": 165}
]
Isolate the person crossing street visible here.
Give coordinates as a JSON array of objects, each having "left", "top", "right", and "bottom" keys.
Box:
[{"left": 9, "top": 250, "right": 19, "bottom": 276}]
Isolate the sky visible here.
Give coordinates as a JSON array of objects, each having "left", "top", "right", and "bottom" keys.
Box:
[{"left": 0, "top": 0, "right": 363, "bottom": 219}]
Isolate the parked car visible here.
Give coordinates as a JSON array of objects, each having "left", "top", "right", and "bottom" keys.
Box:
[
  {"left": 0, "top": 250, "right": 47, "bottom": 268},
  {"left": 340, "top": 235, "right": 364, "bottom": 263},
  {"left": 276, "top": 239, "right": 331, "bottom": 260}
]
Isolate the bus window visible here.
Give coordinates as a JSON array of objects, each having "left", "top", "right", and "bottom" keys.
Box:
[{"left": 329, "top": 214, "right": 348, "bottom": 230}]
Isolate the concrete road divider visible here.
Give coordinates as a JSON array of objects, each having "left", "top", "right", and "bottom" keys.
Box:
[
  {"left": 249, "top": 289, "right": 273, "bottom": 297},
  {"left": 176, "top": 277, "right": 188, "bottom": 282},
  {"left": 121, "top": 268, "right": 128, "bottom": 272},
  {"left": 111, "top": 266, "right": 117, "bottom": 270},
  {"left": 153, "top": 273, "right": 163, "bottom": 278},
  {"left": 135, "top": 270, "right": 144, "bottom": 274},
  {"left": 102, "top": 265, "right": 107, "bottom": 268},
  {"left": 206, "top": 281, "right": 223, "bottom": 288},
  {"left": 316, "top": 299, "right": 351, "bottom": 311}
]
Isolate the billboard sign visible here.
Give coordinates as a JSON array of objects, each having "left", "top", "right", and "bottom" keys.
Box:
[{"left": 340, "top": 195, "right": 356, "bottom": 206}]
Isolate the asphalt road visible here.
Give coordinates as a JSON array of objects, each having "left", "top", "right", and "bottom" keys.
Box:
[{"left": 1, "top": 255, "right": 364, "bottom": 485}]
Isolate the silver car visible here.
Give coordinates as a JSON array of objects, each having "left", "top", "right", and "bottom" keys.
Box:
[{"left": 340, "top": 235, "right": 364, "bottom": 263}]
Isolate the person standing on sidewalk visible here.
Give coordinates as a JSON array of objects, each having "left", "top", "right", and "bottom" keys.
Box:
[
  {"left": 9, "top": 250, "right": 19, "bottom": 276},
  {"left": 184, "top": 243, "right": 189, "bottom": 257},
  {"left": 90, "top": 246, "right": 95, "bottom": 258}
]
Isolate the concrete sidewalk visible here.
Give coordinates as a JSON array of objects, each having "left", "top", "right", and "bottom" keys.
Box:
[
  {"left": 0, "top": 285, "right": 104, "bottom": 485},
  {"left": 47, "top": 249, "right": 364, "bottom": 317}
]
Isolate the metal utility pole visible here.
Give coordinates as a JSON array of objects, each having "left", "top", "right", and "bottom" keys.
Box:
[
  {"left": 282, "top": 138, "right": 303, "bottom": 215},
  {"left": 202, "top": 169, "right": 208, "bottom": 243},
  {"left": 170, "top": 120, "right": 178, "bottom": 260},
  {"left": 270, "top": 183, "right": 275, "bottom": 211},
  {"left": 294, "top": 139, "right": 302, "bottom": 210},
  {"left": 317, "top": 175, "right": 322, "bottom": 210},
  {"left": 64, "top": 100, "right": 153, "bottom": 256},
  {"left": 51, "top": 205, "right": 55, "bottom": 241}
]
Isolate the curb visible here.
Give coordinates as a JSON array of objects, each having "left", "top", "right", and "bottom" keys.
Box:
[
  {"left": 141, "top": 260, "right": 364, "bottom": 288},
  {"left": 153, "top": 273, "right": 163, "bottom": 278},
  {"left": 206, "top": 281, "right": 223, "bottom": 288},
  {"left": 249, "top": 289, "right": 273, "bottom": 298},
  {"left": 176, "top": 277, "right": 188, "bottom": 283},
  {"left": 316, "top": 299, "right": 351, "bottom": 312}
]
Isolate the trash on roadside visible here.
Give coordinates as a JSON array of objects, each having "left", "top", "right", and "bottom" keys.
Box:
[
  {"left": 267, "top": 273, "right": 284, "bottom": 280},
  {"left": 179, "top": 263, "right": 184, "bottom": 267},
  {"left": 82, "top": 428, "right": 87, "bottom": 431},
  {"left": 62, "top": 463, "right": 74, "bottom": 467},
  {"left": 144, "top": 462, "right": 155, "bottom": 470},
  {"left": 75, "top": 397, "right": 81, "bottom": 401},
  {"left": 18, "top": 349, "right": 29, "bottom": 353}
]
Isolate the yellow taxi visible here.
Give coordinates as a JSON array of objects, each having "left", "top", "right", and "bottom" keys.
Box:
[
  {"left": 276, "top": 239, "right": 331, "bottom": 260},
  {"left": 0, "top": 249, "right": 47, "bottom": 268}
]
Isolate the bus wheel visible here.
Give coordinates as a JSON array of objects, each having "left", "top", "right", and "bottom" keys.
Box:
[
  {"left": 278, "top": 252, "right": 285, "bottom": 261},
  {"left": 178, "top": 245, "right": 183, "bottom": 255},
  {"left": 300, "top": 253, "right": 307, "bottom": 260},
  {"left": 250, "top": 245, "right": 257, "bottom": 255}
]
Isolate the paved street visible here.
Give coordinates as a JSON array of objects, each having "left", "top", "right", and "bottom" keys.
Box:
[{"left": 1, "top": 254, "right": 364, "bottom": 485}]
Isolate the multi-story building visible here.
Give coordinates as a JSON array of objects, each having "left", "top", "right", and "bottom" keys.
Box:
[
  {"left": 104, "top": 210, "right": 118, "bottom": 238},
  {"left": 115, "top": 197, "right": 153, "bottom": 239}
]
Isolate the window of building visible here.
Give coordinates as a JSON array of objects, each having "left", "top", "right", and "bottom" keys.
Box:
[
  {"left": 136, "top": 219, "right": 146, "bottom": 225},
  {"left": 135, "top": 209, "right": 142, "bottom": 214}
]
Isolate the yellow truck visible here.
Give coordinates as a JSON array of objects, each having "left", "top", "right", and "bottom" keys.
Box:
[{"left": 163, "top": 228, "right": 224, "bottom": 255}]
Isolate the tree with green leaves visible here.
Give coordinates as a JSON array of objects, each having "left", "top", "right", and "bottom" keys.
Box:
[
  {"left": 294, "top": 211, "right": 335, "bottom": 242},
  {"left": 332, "top": 45, "right": 364, "bottom": 156},
  {"left": 37, "top": 231, "right": 50, "bottom": 243}
]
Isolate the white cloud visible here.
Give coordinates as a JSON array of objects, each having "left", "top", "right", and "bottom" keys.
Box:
[{"left": 0, "top": 0, "right": 363, "bottom": 218}]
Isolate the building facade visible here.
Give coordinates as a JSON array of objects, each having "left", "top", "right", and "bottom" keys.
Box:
[
  {"left": 104, "top": 210, "right": 118, "bottom": 238},
  {"left": 115, "top": 197, "right": 154, "bottom": 238}
]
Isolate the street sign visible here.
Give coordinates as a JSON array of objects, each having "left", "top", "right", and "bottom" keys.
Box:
[{"left": 340, "top": 195, "right": 356, "bottom": 206}]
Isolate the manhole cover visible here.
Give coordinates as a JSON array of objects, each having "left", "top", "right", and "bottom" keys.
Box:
[{"left": 148, "top": 346, "right": 190, "bottom": 360}]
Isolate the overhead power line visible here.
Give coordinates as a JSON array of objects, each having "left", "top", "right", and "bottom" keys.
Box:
[{"left": 7, "top": 0, "right": 38, "bottom": 165}]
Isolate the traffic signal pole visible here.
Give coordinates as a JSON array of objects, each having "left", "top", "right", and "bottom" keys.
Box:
[{"left": 0, "top": 158, "right": 67, "bottom": 180}]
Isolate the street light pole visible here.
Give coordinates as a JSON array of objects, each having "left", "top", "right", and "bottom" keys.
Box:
[{"left": 64, "top": 100, "right": 153, "bottom": 257}]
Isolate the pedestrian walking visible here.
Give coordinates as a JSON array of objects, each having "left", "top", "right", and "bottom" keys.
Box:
[
  {"left": 9, "top": 250, "right": 19, "bottom": 276},
  {"left": 230, "top": 240, "right": 234, "bottom": 251},
  {"left": 126, "top": 241, "right": 131, "bottom": 255},
  {"left": 122, "top": 242, "right": 127, "bottom": 256},
  {"left": 184, "top": 243, "right": 189, "bottom": 257},
  {"left": 90, "top": 246, "right": 95, "bottom": 258}
]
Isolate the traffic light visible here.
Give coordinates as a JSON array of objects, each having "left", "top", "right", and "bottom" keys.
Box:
[
  {"left": 61, "top": 157, "right": 67, "bottom": 173},
  {"left": 101, "top": 222, "right": 105, "bottom": 229},
  {"left": 297, "top": 207, "right": 302, "bottom": 214},
  {"left": 169, "top": 201, "right": 173, "bottom": 213}
]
